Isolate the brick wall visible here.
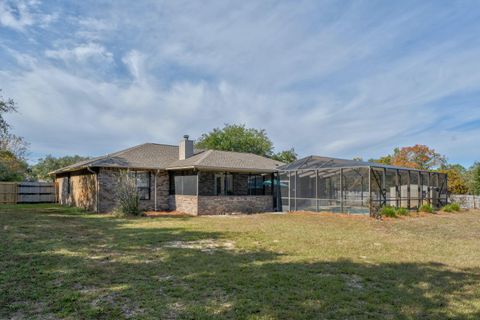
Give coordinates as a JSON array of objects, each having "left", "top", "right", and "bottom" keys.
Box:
[
  {"left": 197, "top": 195, "right": 273, "bottom": 215},
  {"left": 168, "top": 195, "right": 198, "bottom": 215},
  {"left": 97, "top": 168, "right": 169, "bottom": 213}
]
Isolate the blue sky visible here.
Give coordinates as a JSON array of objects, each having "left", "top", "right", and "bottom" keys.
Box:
[{"left": 0, "top": 0, "right": 479, "bottom": 167}]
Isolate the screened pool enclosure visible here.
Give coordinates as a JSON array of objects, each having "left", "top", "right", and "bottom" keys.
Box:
[{"left": 278, "top": 156, "right": 448, "bottom": 215}]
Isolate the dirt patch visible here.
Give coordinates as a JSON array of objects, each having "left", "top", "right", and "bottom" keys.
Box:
[
  {"left": 291, "top": 211, "right": 369, "bottom": 219},
  {"left": 144, "top": 211, "right": 194, "bottom": 218},
  {"left": 163, "top": 239, "right": 236, "bottom": 253}
]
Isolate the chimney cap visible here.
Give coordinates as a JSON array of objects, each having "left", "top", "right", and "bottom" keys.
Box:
[{"left": 183, "top": 134, "right": 189, "bottom": 140}]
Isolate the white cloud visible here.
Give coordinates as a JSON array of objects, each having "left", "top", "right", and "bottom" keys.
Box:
[
  {"left": 45, "top": 43, "right": 113, "bottom": 64},
  {"left": 122, "top": 50, "right": 146, "bottom": 82},
  {"left": 1, "top": 1, "right": 480, "bottom": 167},
  {"left": 0, "top": 0, "right": 55, "bottom": 31}
]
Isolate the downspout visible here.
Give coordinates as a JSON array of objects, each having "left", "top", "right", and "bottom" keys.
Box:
[
  {"left": 87, "top": 167, "right": 99, "bottom": 213},
  {"left": 154, "top": 170, "right": 159, "bottom": 211}
]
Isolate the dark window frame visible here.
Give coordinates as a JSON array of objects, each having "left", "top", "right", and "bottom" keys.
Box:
[
  {"left": 133, "top": 171, "right": 151, "bottom": 200},
  {"left": 169, "top": 171, "right": 198, "bottom": 196},
  {"left": 66, "top": 173, "right": 71, "bottom": 195},
  {"left": 248, "top": 174, "right": 273, "bottom": 196},
  {"left": 214, "top": 172, "right": 234, "bottom": 196}
]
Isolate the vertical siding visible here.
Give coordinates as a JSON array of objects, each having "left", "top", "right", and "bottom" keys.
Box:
[{"left": 55, "top": 170, "right": 97, "bottom": 211}]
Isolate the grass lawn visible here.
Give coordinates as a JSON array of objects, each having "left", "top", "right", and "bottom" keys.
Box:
[{"left": 1, "top": 205, "right": 480, "bottom": 319}]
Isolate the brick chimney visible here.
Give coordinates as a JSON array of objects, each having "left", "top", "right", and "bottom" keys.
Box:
[{"left": 179, "top": 135, "right": 194, "bottom": 160}]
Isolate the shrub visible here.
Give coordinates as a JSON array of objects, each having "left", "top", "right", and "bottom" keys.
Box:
[
  {"left": 450, "top": 202, "right": 461, "bottom": 211},
  {"left": 443, "top": 203, "right": 461, "bottom": 212},
  {"left": 419, "top": 204, "right": 434, "bottom": 213},
  {"left": 380, "top": 205, "right": 396, "bottom": 218},
  {"left": 442, "top": 204, "right": 453, "bottom": 212},
  {"left": 114, "top": 170, "right": 142, "bottom": 216},
  {"left": 395, "top": 207, "right": 409, "bottom": 216}
]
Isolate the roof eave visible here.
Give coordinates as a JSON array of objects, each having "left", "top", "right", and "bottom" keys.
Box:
[
  {"left": 166, "top": 165, "right": 279, "bottom": 173},
  {"left": 50, "top": 165, "right": 169, "bottom": 176}
]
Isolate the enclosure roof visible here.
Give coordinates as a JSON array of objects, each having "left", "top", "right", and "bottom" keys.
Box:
[
  {"left": 166, "top": 150, "right": 284, "bottom": 173},
  {"left": 50, "top": 143, "right": 202, "bottom": 174},
  {"left": 278, "top": 155, "right": 433, "bottom": 172}
]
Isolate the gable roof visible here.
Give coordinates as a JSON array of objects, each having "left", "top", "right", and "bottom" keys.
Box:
[
  {"left": 51, "top": 143, "right": 190, "bottom": 174},
  {"left": 166, "top": 150, "right": 284, "bottom": 173},
  {"left": 51, "top": 143, "right": 283, "bottom": 174}
]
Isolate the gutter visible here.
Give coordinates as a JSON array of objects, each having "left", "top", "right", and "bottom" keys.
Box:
[
  {"left": 154, "top": 169, "right": 160, "bottom": 211},
  {"left": 165, "top": 165, "right": 281, "bottom": 173}
]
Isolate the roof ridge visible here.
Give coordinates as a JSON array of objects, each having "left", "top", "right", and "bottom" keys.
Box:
[
  {"left": 144, "top": 142, "right": 179, "bottom": 147},
  {"left": 193, "top": 150, "right": 212, "bottom": 165},
  {"left": 208, "top": 149, "right": 269, "bottom": 158}
]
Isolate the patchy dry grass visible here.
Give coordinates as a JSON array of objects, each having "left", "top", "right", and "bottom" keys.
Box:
[{"left": 1, "top": 204, "right": 480, "bottom": 319}]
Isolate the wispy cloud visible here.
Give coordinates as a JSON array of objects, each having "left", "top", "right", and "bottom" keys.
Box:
[
  {"left": 0, "top": 0, "right": 55, "bottom": 31},
  {"left": 0, "top": 1, "right": 479, "bottom": 166},
  {"left": 45, "top": 43, "right": 113, "bottom": 64}
]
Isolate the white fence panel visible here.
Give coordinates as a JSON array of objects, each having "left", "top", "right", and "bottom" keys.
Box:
[{"left": 450, "top": 195, "right": 480, "bottom": 209}]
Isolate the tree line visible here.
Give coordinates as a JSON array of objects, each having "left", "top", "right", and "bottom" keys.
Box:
[
  {"left": 366, "top": 145, "right": 480, "bottom": 195},
  {"left": 1, "top": 90, "right": 479, "bottom": 195}
]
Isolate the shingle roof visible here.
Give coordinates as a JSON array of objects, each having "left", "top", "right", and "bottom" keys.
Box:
[
  {"left": 166, "top": 150, "right": 284, "bottom": 172},
  {"left": 51, "top": 143, "right": 284, "bottom": 174},
  {"left": 51, "top": 143, "right": 188, "bottom": 174}
]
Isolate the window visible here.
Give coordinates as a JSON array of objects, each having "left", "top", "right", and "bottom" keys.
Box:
[
  {"left": 214, "top": 173, "right": 233, "bottom": 195},
  {"left": 169, "top": 171, "right": 198, "bottom": 195},
  {"left": 248, "top": 175, "right": 265, "bottom": 195},
  {"left": 135, "top": 171, "right": 151, "bottom": 200},
  {"left": 66, "top": 174, "right": 71, "bottom": 194}
]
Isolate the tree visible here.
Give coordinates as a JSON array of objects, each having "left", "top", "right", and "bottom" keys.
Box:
[
  {"left": 371, "top": 145, "right": 446, "bottom": 170},
  {"left": 0, "top": 90, "right": 29, "bottom": 181},
  {"left": 196, "top": 124, "right": 274, "bottom": 157},
  {"left": 0, "top": 89, "right": 16, "bottom": 135},
  {"left": 369, "top": 155, "right": 392, "bottom": 165},
  {"left": 390, "top": 145, "right": 446, "bottom": 170},
  {"left": 196, "top": 124, "right": 297, "bottom": 162},
  {"left": 467, "top": 162, "right": 480, "bottom": 195},
  {"left": 438, "top": 164, "right": 469, "bottom": 194},
  {"left": 0, "top": 133, "right": 29, "bottom": 160},
  {"left": 0, "top": 150, "right": 28, "bottom": 181},
  {"left": 31, "top": 155, "right": 90, "bottom": 181},
  {"left": 272, "top": 148, "right": 298, "bottom": 164}
]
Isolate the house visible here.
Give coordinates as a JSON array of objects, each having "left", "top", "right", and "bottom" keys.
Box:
[{"left": 52, "top": 135, "right": 284, "bottom": 215}]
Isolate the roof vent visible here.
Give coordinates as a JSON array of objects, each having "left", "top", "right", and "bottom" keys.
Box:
[{"left": 179, "top": 135, "right": 194, "bottom": 160}]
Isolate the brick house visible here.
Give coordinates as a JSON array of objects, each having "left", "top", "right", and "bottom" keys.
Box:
[{"left": 52, "top": 136, "right": 283, "bottom": 215}]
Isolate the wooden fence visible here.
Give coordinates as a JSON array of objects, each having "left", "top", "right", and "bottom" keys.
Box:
[{"left": 0, "top": 182, "right": 55, "bottom": 204}]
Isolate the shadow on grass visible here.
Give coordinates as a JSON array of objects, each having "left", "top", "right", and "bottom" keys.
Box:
[{"left": 1, "top": 205, "right": 479, "bottom": 319}]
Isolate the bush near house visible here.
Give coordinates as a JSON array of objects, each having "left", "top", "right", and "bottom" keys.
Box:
[
  {"left": 379, "top": 205, "right": 397, "bottom": 217},
  {"left": 419, "top": 204, "right": 435, "bottom": 213},
  {"left": 395, "top": 207, "right": 409, "bottom": 216},
  {"left": 379, "top": 206, "right": 410, "bottom": 218},
  {"left": 442, "top": 203, "right": 461, "bottom": 213},
  {"left": 114, "top": 171, "right": 142, "bottom": 216}
]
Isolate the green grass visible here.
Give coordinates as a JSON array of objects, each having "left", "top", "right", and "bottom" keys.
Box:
[
  {"left": 419, "top": 203, "right": 435, "bottom": 213},
  {"left": 443, "top": 203, "right": 461, "bottom": 213},
  {"left": 379, "top": 205, "right": 397, "bottom": 217},
  {"left": 1, "top": 204, "right": 480, "bottom": 319}
]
